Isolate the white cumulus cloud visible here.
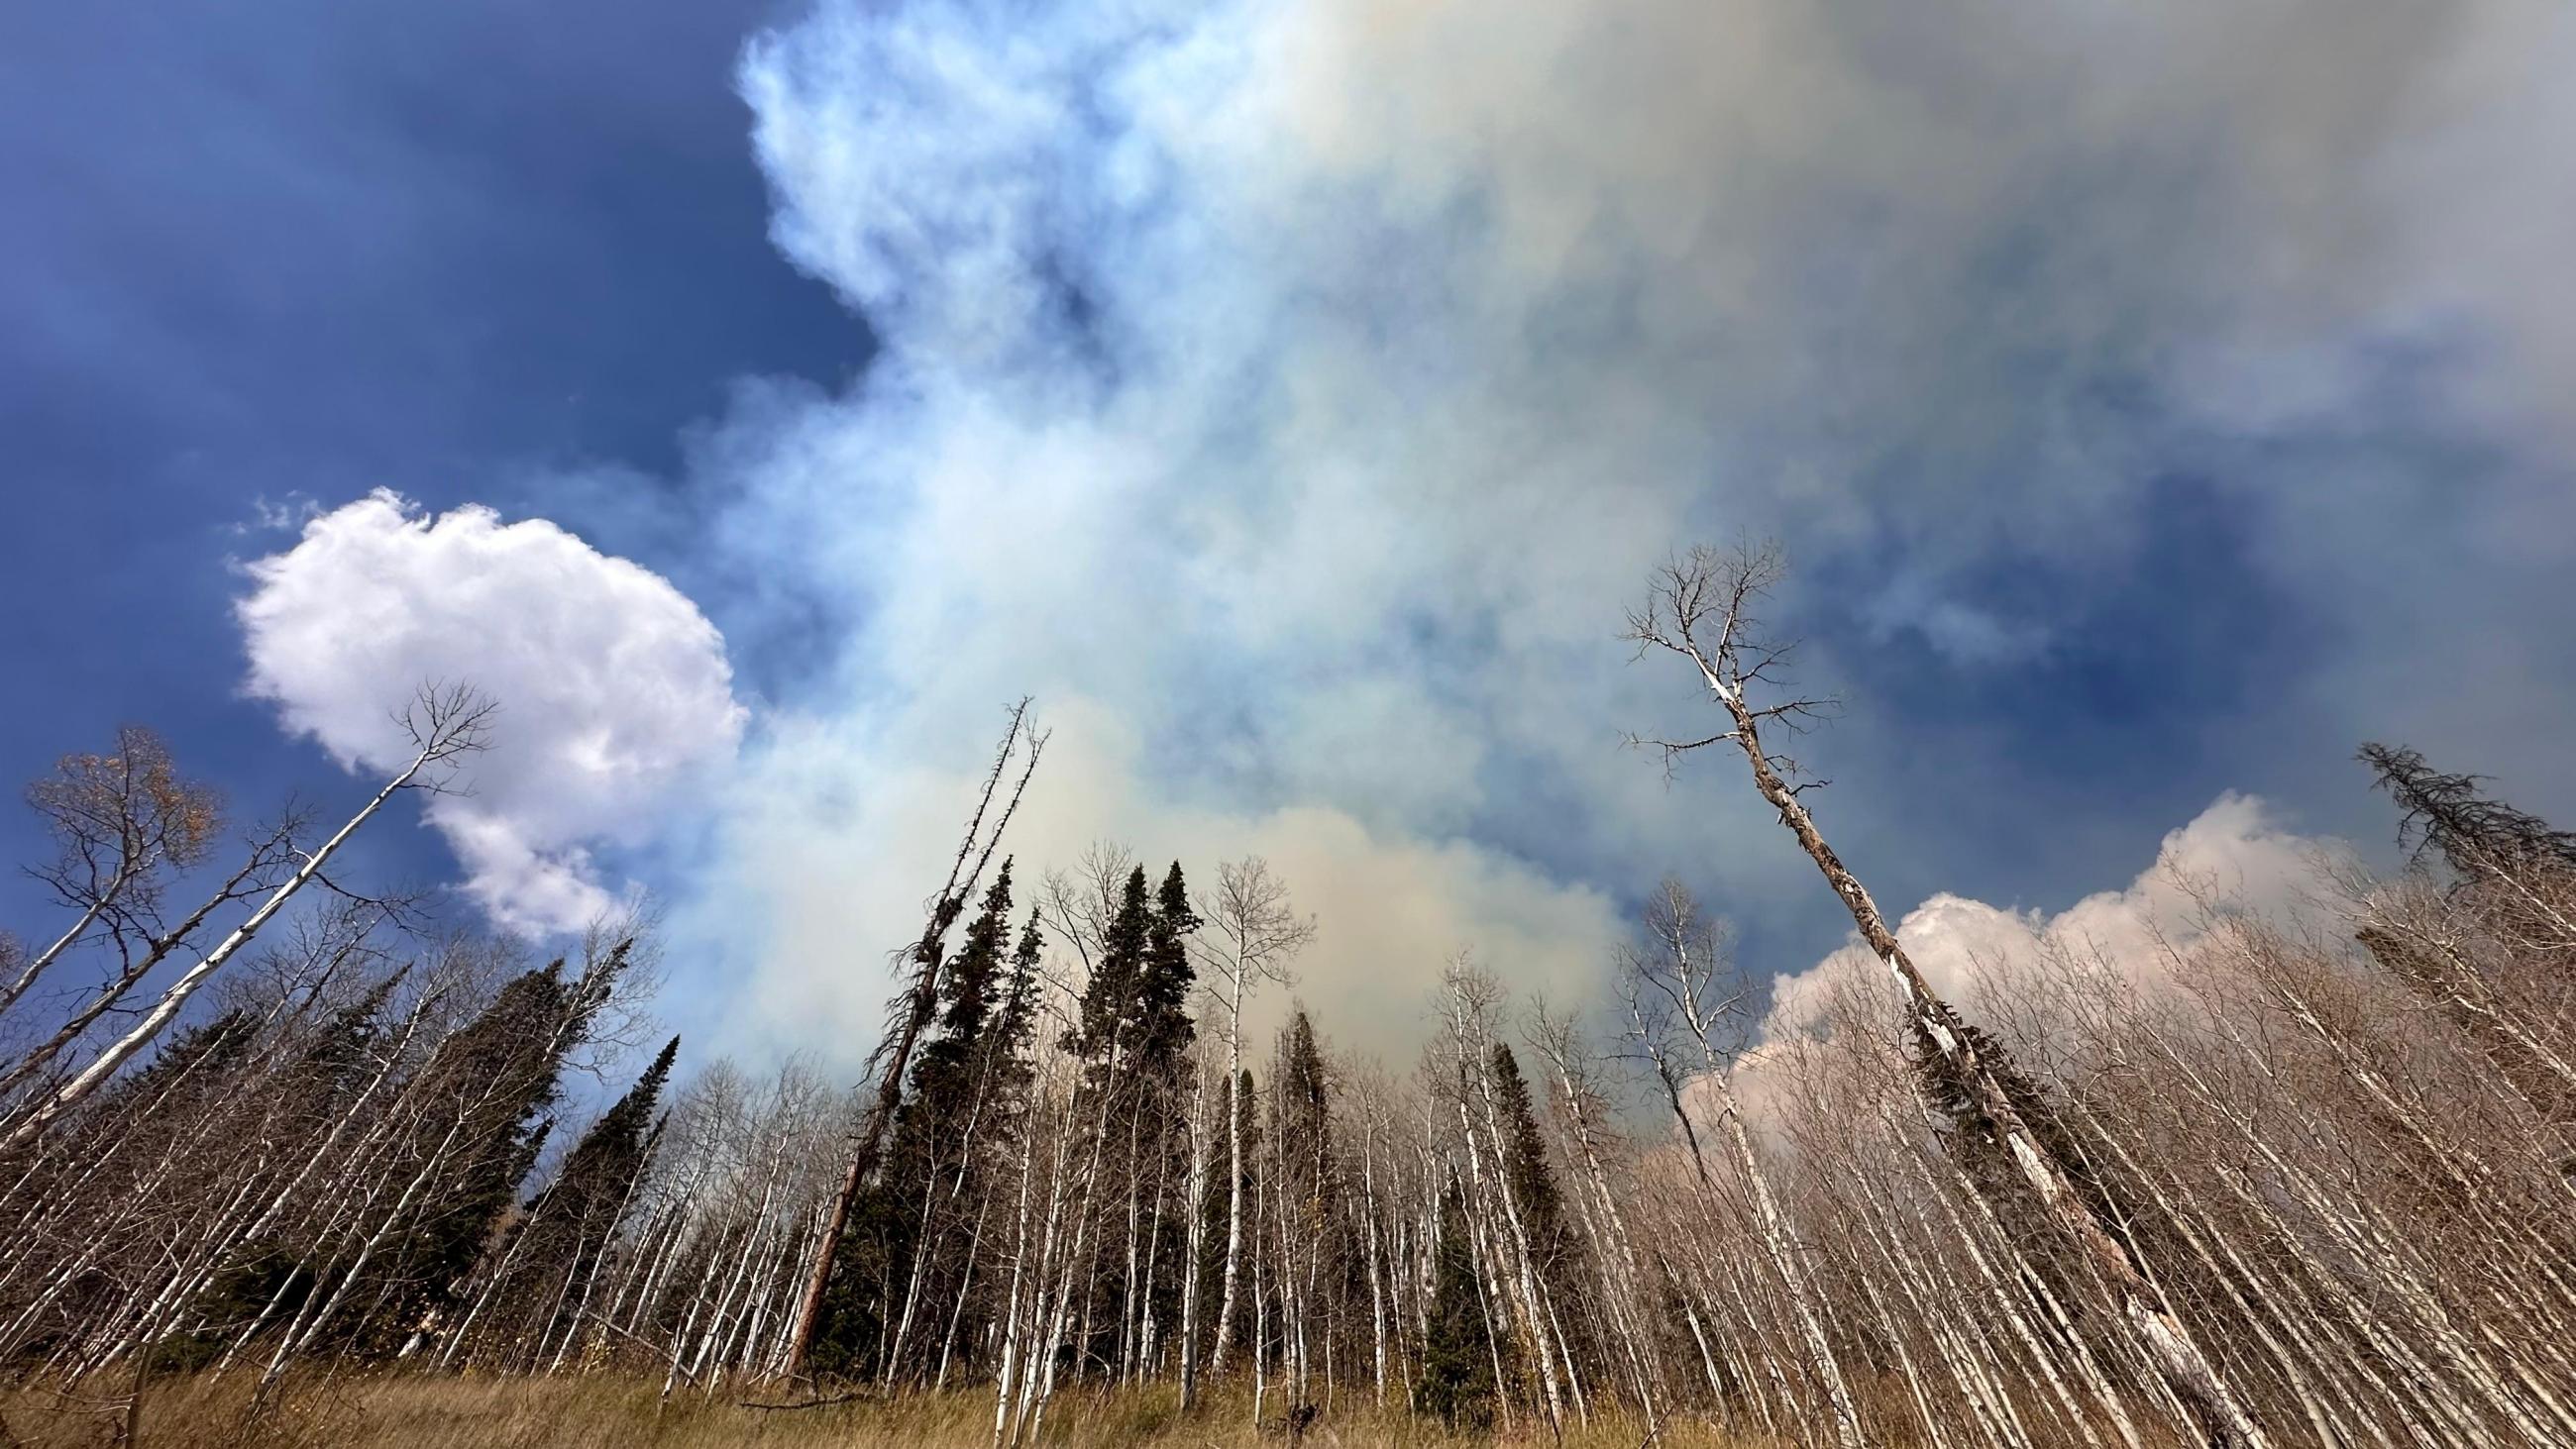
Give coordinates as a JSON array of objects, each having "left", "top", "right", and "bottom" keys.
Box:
[
  {"left": 237, "top": 489, "right": 748, "bottom": 933},
  {"left": 1766, "top": 792, "right": 2344, "bottom": 1042},
  {"left": 1727, "top": 793, "right": 2349, "bottom": 1131}
]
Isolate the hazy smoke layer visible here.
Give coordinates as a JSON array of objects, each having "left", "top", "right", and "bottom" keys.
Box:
[{"left": 662, "top": 0, "right": 2574, "bottom": 1062}]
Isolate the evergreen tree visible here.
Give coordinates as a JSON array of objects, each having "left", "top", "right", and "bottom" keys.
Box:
[
  {"left": 1134, "top": 864, "right": 1200, "bottom": 1084},
  {"left": 1195, "top": 1066, "right": 1260, "bottom": 1362},
  {"left": 1052, "top": 863, "right": 1206, "bottom": 1377},
  {"left": 1485, "top": 1039, "right": 1588, "bottom": 1395},
  {"left": 484, "top": 1033, "right": 680, "bottom": 1365},
  {"left": 1416, "top": 1181, "right": 1495, "bottom": 1430},
  {"left": 2361, "top": 743, "right": 2576, "bottom": 984},
  {"left": 1279, "top": 1015, "right": 1335, "bottom": 1273},
  {"left": 1067, "top": 867, "right": 1155, "bottom": 1075},
  {"left": 175, "top": 979, "right": 408, "bottom": 1362},
  {"left": 817, "top": 865, "right": 1026, "bottom": 1381},
  {"left": 1488, "top": 1043, "right": 1570, "bottom": 1273},
  {"left": 33, "top": 1009, "right": 262, "bottom": 1365},
  {"left": 361, "top": 956, "right": 603, "bottom": 1357},
  {"left": 1911, "top": 1015, "right": 2145, "bottom": 1299},
  {"left": 2362, "top": 742, "right": 2576, "bottom": 880},
  {"left": 1280, "top": 1012, "right": 1331, "bottom": 1145},
  {"left": 992, "top": 914, "right": 1042, "bottom": 1097},
  {"left": 293, "top": 969, "right": 408, "bottom": 1107},
  {"left": 73, "top": 1008, "right": 258, "bottom": 1135},
  {"left": 1274, "top": 1011, "right": 1342, "bottom": 1408}
]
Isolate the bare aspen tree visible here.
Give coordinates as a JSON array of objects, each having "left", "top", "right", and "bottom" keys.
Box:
[
  {"left": 1, "top": 729, "right": 221, "bottom": 1022},
  {"left": 3, "top": 685, "right": 490, "bottom": 1154},
  {"left": 1441, "top": 962, "right": 1566, "bottom": 1435},
  {"left": 1177, "top": 1048, "right": 1219, "bottom": 1406},
  {"left": 1194, "top": 856, "right": 1314, "bottom": 1390},
  {"left": 0, "top": 818, "right": 307, "bottom": 1118},
  {"left": 1618, "top": 880, "right": 1867, "bottom": 1446},
  {"left": 1526, "top": 1004, "right": 1664, "bottom": 1433},
  {"left": 1625, "top": 541, "right": 2269, "bottom": 1448}
]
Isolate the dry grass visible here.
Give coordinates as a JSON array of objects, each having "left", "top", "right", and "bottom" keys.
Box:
[{"left": 0, "top": 1373, "right": 1760, "bottom": 1449}]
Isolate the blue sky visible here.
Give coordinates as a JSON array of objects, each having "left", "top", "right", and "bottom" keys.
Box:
[
  {"left": 1, "top": 0, "right": 853, "bottom": 901},
  {"left": 7, "top": 0, "right": 2573, "bottom": 1066}
]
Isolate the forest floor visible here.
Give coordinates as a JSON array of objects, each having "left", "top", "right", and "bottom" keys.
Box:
[{"left": 0, "top": 1373, "right": 1749, "bottom": 1448}]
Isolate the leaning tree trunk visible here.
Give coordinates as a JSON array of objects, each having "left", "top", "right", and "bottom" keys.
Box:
[
  {"left": 782, "top": 704, "right": 1038, "bottom": 1381},
  {"left": 5, "top": 739, "right": 439, "bottom": 1153},
  {"left": 1693, "top": 655, "right": 2269, "bottom": 1449}
]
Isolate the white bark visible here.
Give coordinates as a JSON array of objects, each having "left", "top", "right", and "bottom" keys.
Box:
[{"left": 7, "top": 739, "right": 441, "bottom": 1151}]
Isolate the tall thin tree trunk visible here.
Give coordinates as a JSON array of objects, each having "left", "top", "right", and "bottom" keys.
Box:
[
  {"left": 7, "top": 740, "right": 442, "bottom": 1151},
  {"left": 1668, "top": 603, "right": 2270, "bottom": 1449}
]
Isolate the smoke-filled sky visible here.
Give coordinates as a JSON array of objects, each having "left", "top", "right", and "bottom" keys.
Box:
[{"left": 7, "top": 0, "right": 2574, "bottom": 1067}]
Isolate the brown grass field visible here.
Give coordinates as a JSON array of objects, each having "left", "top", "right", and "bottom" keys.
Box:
[{"left": 0, "top": 1375, "right": 1756, "bottom": 1449}]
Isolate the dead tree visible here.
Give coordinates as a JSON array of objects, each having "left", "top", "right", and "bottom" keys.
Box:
[
  {"left": 782, "top": 699, "right": 1044, "bottom": 1382},
  {"left": 1624, "top": 541, "right": 2269, "bottom": 1449}
]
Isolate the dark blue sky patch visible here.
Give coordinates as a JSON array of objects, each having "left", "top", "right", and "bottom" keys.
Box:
[
  {"left": 0, "top": 0, "right": 856, "bottom": 917},
  {"left": 1799, "top": 473, "right": 2334, "bottom": 917}
]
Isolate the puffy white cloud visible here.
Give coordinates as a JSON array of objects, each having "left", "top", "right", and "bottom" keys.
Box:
[
  {"left": 237, "top": 490, "right": 747, "bottom": 932},
  {"left": 1762, "top": 792, "right": 2345, "bottom": 1043},
  {"left": 1718, "top": 793, "right": 2348, "bottom": 1136}
]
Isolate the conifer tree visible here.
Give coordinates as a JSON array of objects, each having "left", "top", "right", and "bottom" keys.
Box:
[
  {"left": 2362, "top": 743, "right": 2576, "bottom": 880},
  {"left": 993, "top": 915, "right": 1041, "bottom": 1099},
  {"left": 1908, "top": 1014, "right": 2150, "bottom": 1299},
  {"left": 74, "top": 1009, "right": 259, "bottom": 1135},
  {"left": 1486, "top": 1039, "right": 1586, "bottom": 1413},
  {"left": 359, "top": 959, "right": 594, "bottom": 1357},
  {"left": 485, "top": 1033, "right": 680, "bottom": 1365},
  {"left": 915, "top": 862, "right": 1018, "bottom": 1110},
  {"left": 1135, "top": 864, "right": 1200, "bottom": 1085},
  {"left": 1067, "top": 867, "right": 1154, "bottom": 1075},
  {"left": 816, "top": 865, "right": 1022, "bottom": 1380},
  {"left": 1417, "top": 1181, "right": 1496, "bottom": 1430},
  {"left": 1487, "top": 1044, "right": 1569, "bottom": 1275},
  {"left": 1274, "top": 1011, "right": 1338, "bottom": 1412},
  {"left": 1197, "top": 1066, "right": 1259, "bottom": 1368},
  {"left": 2360, "top": 743, "right": 2576, "bottom": 982}
]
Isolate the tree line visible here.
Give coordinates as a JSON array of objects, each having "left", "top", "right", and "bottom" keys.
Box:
[{"left": 1, "top": 553, "right": 2572, "bottom": 1448}]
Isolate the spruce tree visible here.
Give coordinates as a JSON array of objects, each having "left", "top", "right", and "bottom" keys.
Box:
[
  {"left": 992, "top": 914, "right": 1042, "bottom": 1098},
  {"left": 1910, "top": 1015, "right": 2148, "bottom": 1298},
  {"left": 1195, "top": 1066, "right": 1260, "bottom": 1362},
  {"left": 361, "top": 959, "right": 597, "bottom": 1357},
  {"left": 1279, "top": 1015, "right": 1335, "bottom": 1264},
  {"left": 816, "top": 865, "right": 1022, "bottom": 1380},
  {"left": 179, "top": 979, "right": 407, "bottom": 1360},
  {"left": 487, "top": 1033, "right": 679, "bottom": 1365},
  {"left": 1134, "top": 864, "right": 1200, "bottom": 1084},
  {"left": 1488, "top": 1043, "right": 1570, "bottom": 1272},
  {"left": 76, "top": 1008, "right": 258, "bottom": 1131},
  {"left": 1416, "top": 1181, "right": 1496, "bottom": 1429},
  {"left": 1275, "top": 1011, "right": 1340, "bottom": 1411},
  {"left": 1280, "top": 1012, "right": 1330, "bottom": 1145},
  {"left": 1067, "top": 867, "right": 1155, "bottom": 1075},
  {"left": 1136, "top": 867, "right": 1202, "bottom": 1351},
  {"left": 2362, "top": 742, "right": 2576, "bottom": 879}
]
